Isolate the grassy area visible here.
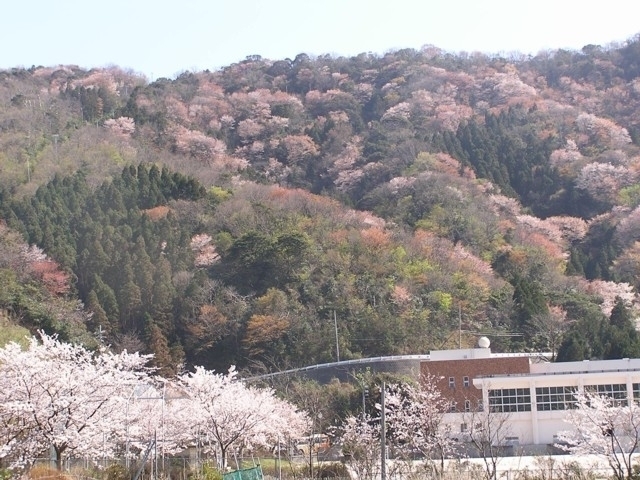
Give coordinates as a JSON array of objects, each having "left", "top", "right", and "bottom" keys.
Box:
[
  {"left": 235, "top": 458, "right": 348, "bottom": 479},
  {"left": 0, "top": 315, "right": 30, "bottom": 348}
]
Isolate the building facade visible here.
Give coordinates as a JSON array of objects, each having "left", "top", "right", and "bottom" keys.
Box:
[{"left": 422, "top": 341, "right": 640, "bottom": 449}]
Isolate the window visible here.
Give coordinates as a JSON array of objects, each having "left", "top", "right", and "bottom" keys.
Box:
[
  {"left": 633, "top": 383, "right": 640, "bottom": 403},
  {"left": 505, "top": 436, "right": 520, "bottom": 446},
  {"left": 449, "top": 377, "right": 455, "bottom": 388},
  {"left": 449, "top": 402, "right": 457, "bottom": 412},
  {"left": 488, "top": 388, "right": 531, "bottom": 412},
  {"left": 585, "top": 384, "right": 628, "bottom": 406},
  {"left": 460, "top": 423, "right": 468, "bottom": 432},
  {"left": 463, "top": 376, "right": 470, "bottom": 387},
  {"left": 464, "top": 400, "right": 471, "bottom": 412},
  {"left": 536, "top": 386, "right": 577, "bottom": 411}
]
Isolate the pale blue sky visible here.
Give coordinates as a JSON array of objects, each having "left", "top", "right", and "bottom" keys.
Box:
[{"left": 3, "top": 0, "right": 639, "bottom": 80}]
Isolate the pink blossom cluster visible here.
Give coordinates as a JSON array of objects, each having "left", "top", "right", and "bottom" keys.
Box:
[
  {"left": 391, "top": 284, "right": 413, "bottom": 305},
  {"left": 172, "top": 125, "right": 227, "bottom": 161},
  {"left": 327, "top": 136, "right": 362, "bottom": 180},
  {"left": 576, "top": 162, "right": 633, "bottom": 202},
  {"left": 381, "top": 102, "right": 412, "bottom": 122},
  {"left": 490, "top": 71, "right": 538, "bottom": 105},
  {"left": 586, "top": 279, "right": 637, "bottom": 316},
  {"left": 70, "top": 70, "right": 119, "bottom": 95},
  {"left": 450, "top": 243, "right": 495, "bottom": 278},
  {"left": 614, "top": 207, "right": 640, "bottom": 249},
  {"left": 575, "top": 113, "right": 632, "bottom": 148},
  {"left": 190, "top": 233, "right": 220, "bottom": 267},
  {"left": 487, "top": 194, "right": 523, "bottom": 217},
  {"left": 409, "top": 88, "right": 473, "bottom": 131},
  {"left": 545, "top": 216, "right": 588, "bottom": 243},
  {"left": 104, "top": 116, "right": 135, "bottom": 137},
  {"left": 0, "top": 334, "right": 307, "bottom": 471},
  {"left": 387, "top": 176, "right": 416, "bottom": 194},
  {"left": 280, "top": 134, "right": 319, "bottom": 163},
  {"left": 515, "top": 214, "right": 566, "bottom": 246},
  {"left": 549, "top": 139, "right": 583, "bottom": 171}
]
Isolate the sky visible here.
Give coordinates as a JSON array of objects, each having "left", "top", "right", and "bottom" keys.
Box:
[{"left": 3, "top": 0, "right": 640, "bottom": 80}]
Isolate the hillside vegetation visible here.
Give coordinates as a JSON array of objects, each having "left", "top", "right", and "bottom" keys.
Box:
[{"left": 2, "top": 36, "right": 640, "bottom": 373}]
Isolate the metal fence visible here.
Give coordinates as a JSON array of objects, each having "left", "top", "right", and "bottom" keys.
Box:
[
  {"left": 25, "top": 455, "right": 623, "bottom": 480},
  {"left": 223, "top": 465, "right": 264, "bottom": 480}
]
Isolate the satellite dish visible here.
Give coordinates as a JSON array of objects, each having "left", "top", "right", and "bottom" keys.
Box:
[{"left": 478, "top": 336, "right": 490, "bottom": 348}]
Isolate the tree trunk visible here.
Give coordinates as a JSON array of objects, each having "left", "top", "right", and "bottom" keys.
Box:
[
  {"left": 54, "top": 445, "right": 65, "bottom": 471},
  {"left": 220, "top": 445, "right": 227, "bottom": 471}
]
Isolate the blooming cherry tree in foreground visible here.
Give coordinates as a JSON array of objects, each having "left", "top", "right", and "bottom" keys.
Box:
[
  {"left": 556, "top": 391, "right": 640, "bottom": 480},
  {"left": 0, "top": 333, "right": 152, "bottom": 470},
  {"left": 385, "top": 375, "right": 456, "bottom": 476},
  {"left": 340, "top": 378, "right": 456, "bottom": 479},
  {"left": 0, "top": 334, "right": 309, "bottom": 474},
  {"left": 122, "top": 381, "right": 192, "bottom": 462},
  {"left": 175, "top": 366, "right": 307, "bottom": 469},
  {"left": 463, "top": 405, "right": 514, "bottom": 480},
  {"left": 340, "top": 413, "right": 383, "bottom": 480}
]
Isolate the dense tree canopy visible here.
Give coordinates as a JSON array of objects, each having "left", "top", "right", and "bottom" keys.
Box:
[{"left": 1, "top": 36, "right": 640, "bottom": 373}]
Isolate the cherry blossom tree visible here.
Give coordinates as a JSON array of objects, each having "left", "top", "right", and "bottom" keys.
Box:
[
  {"left": 27, "top": 257, "right": 71, "bottom": 296},
  {"left": 613, "top": 242, "right": 640, "bottom": 290},
  {"left": 614, "top": 206, "right": 640, "bottom": 250},
  {"left": 339, "top": 378, "right": 457, "bottom": 479},
  {"left": 575, "top": 113, "right": 632, "bottom": 149},
  {"left": 340, "top": 413, "right": 383, "bottom": 480},
  {"left": 120, "top": 380, "right": 201, "bottom": 472},
  {"left": 175, "top": 366, "right": 307, "bottom": 469},
  {"left": 556, "top": 390, "right": 640, "bottom": 480},
  {"left": 549, "top": 139, "right": 583, "bottom": 174},
  {"left": 0, "top": 332, "right": 152, "bottom": 470},
  {"left": 385, "top": 375, "right": 456, "bottom": 477},
  {"left": 280, "top": 134, "right": 319, "bottom": 164},
  {"left": 586, "top": 279, "right": 637, "bottom": 317},
  {"left": 575, "top": 162, "right": 633, "bottom": 204},
  {"left": 190, "top": 233, "right": 220, "bottom": 267},
  {"left": 462, "top": 406, "right": 514, "bottom": 480},
  {"left": 531, "top": 305, "right": 570, "bottom": 359},
  {"left": 103, "top": 117, "right": 135, "bottom": 137},
  {"left": 171, "top": 124, "right": 227, "bottom": 162}
]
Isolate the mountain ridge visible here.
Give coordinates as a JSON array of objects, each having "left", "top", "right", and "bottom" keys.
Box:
[{"left": 1, "top": 36, "right": 640, "bottom": 372}]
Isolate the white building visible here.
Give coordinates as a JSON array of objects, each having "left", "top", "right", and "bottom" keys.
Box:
[{"left": 423, "top": 340, "right": 640, "bottom": 449}]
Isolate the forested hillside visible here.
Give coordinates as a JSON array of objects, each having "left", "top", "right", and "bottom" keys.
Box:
[{"left": 2, "top": 36, "right": 640, "bottom": 374}]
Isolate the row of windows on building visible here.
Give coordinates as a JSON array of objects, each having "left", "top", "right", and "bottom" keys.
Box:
[{"left": 485, "top": 383, "right": 640, "bottom": 413}]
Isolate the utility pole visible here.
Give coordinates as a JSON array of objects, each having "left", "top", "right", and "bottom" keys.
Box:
[
  {"left": 333, "top": 310, "right": 340, "bottom": 362},
  {"left": 25, "top": 133, "right": 31, "bottom": 182},
  {"left": 380, "top": 382, "right": 386, "bottom": 480},
  {"left": 459, "top": 304, "right": 462, "bottom": 349},
  {"left": 362, "top": 385, "right": 367, "bottom": 415},
  {"left": 348, "top": 371, "right": 367, "bottom": 416},
  {"left": 52, "top": 134, "right": 59, "bottom": 162}
]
